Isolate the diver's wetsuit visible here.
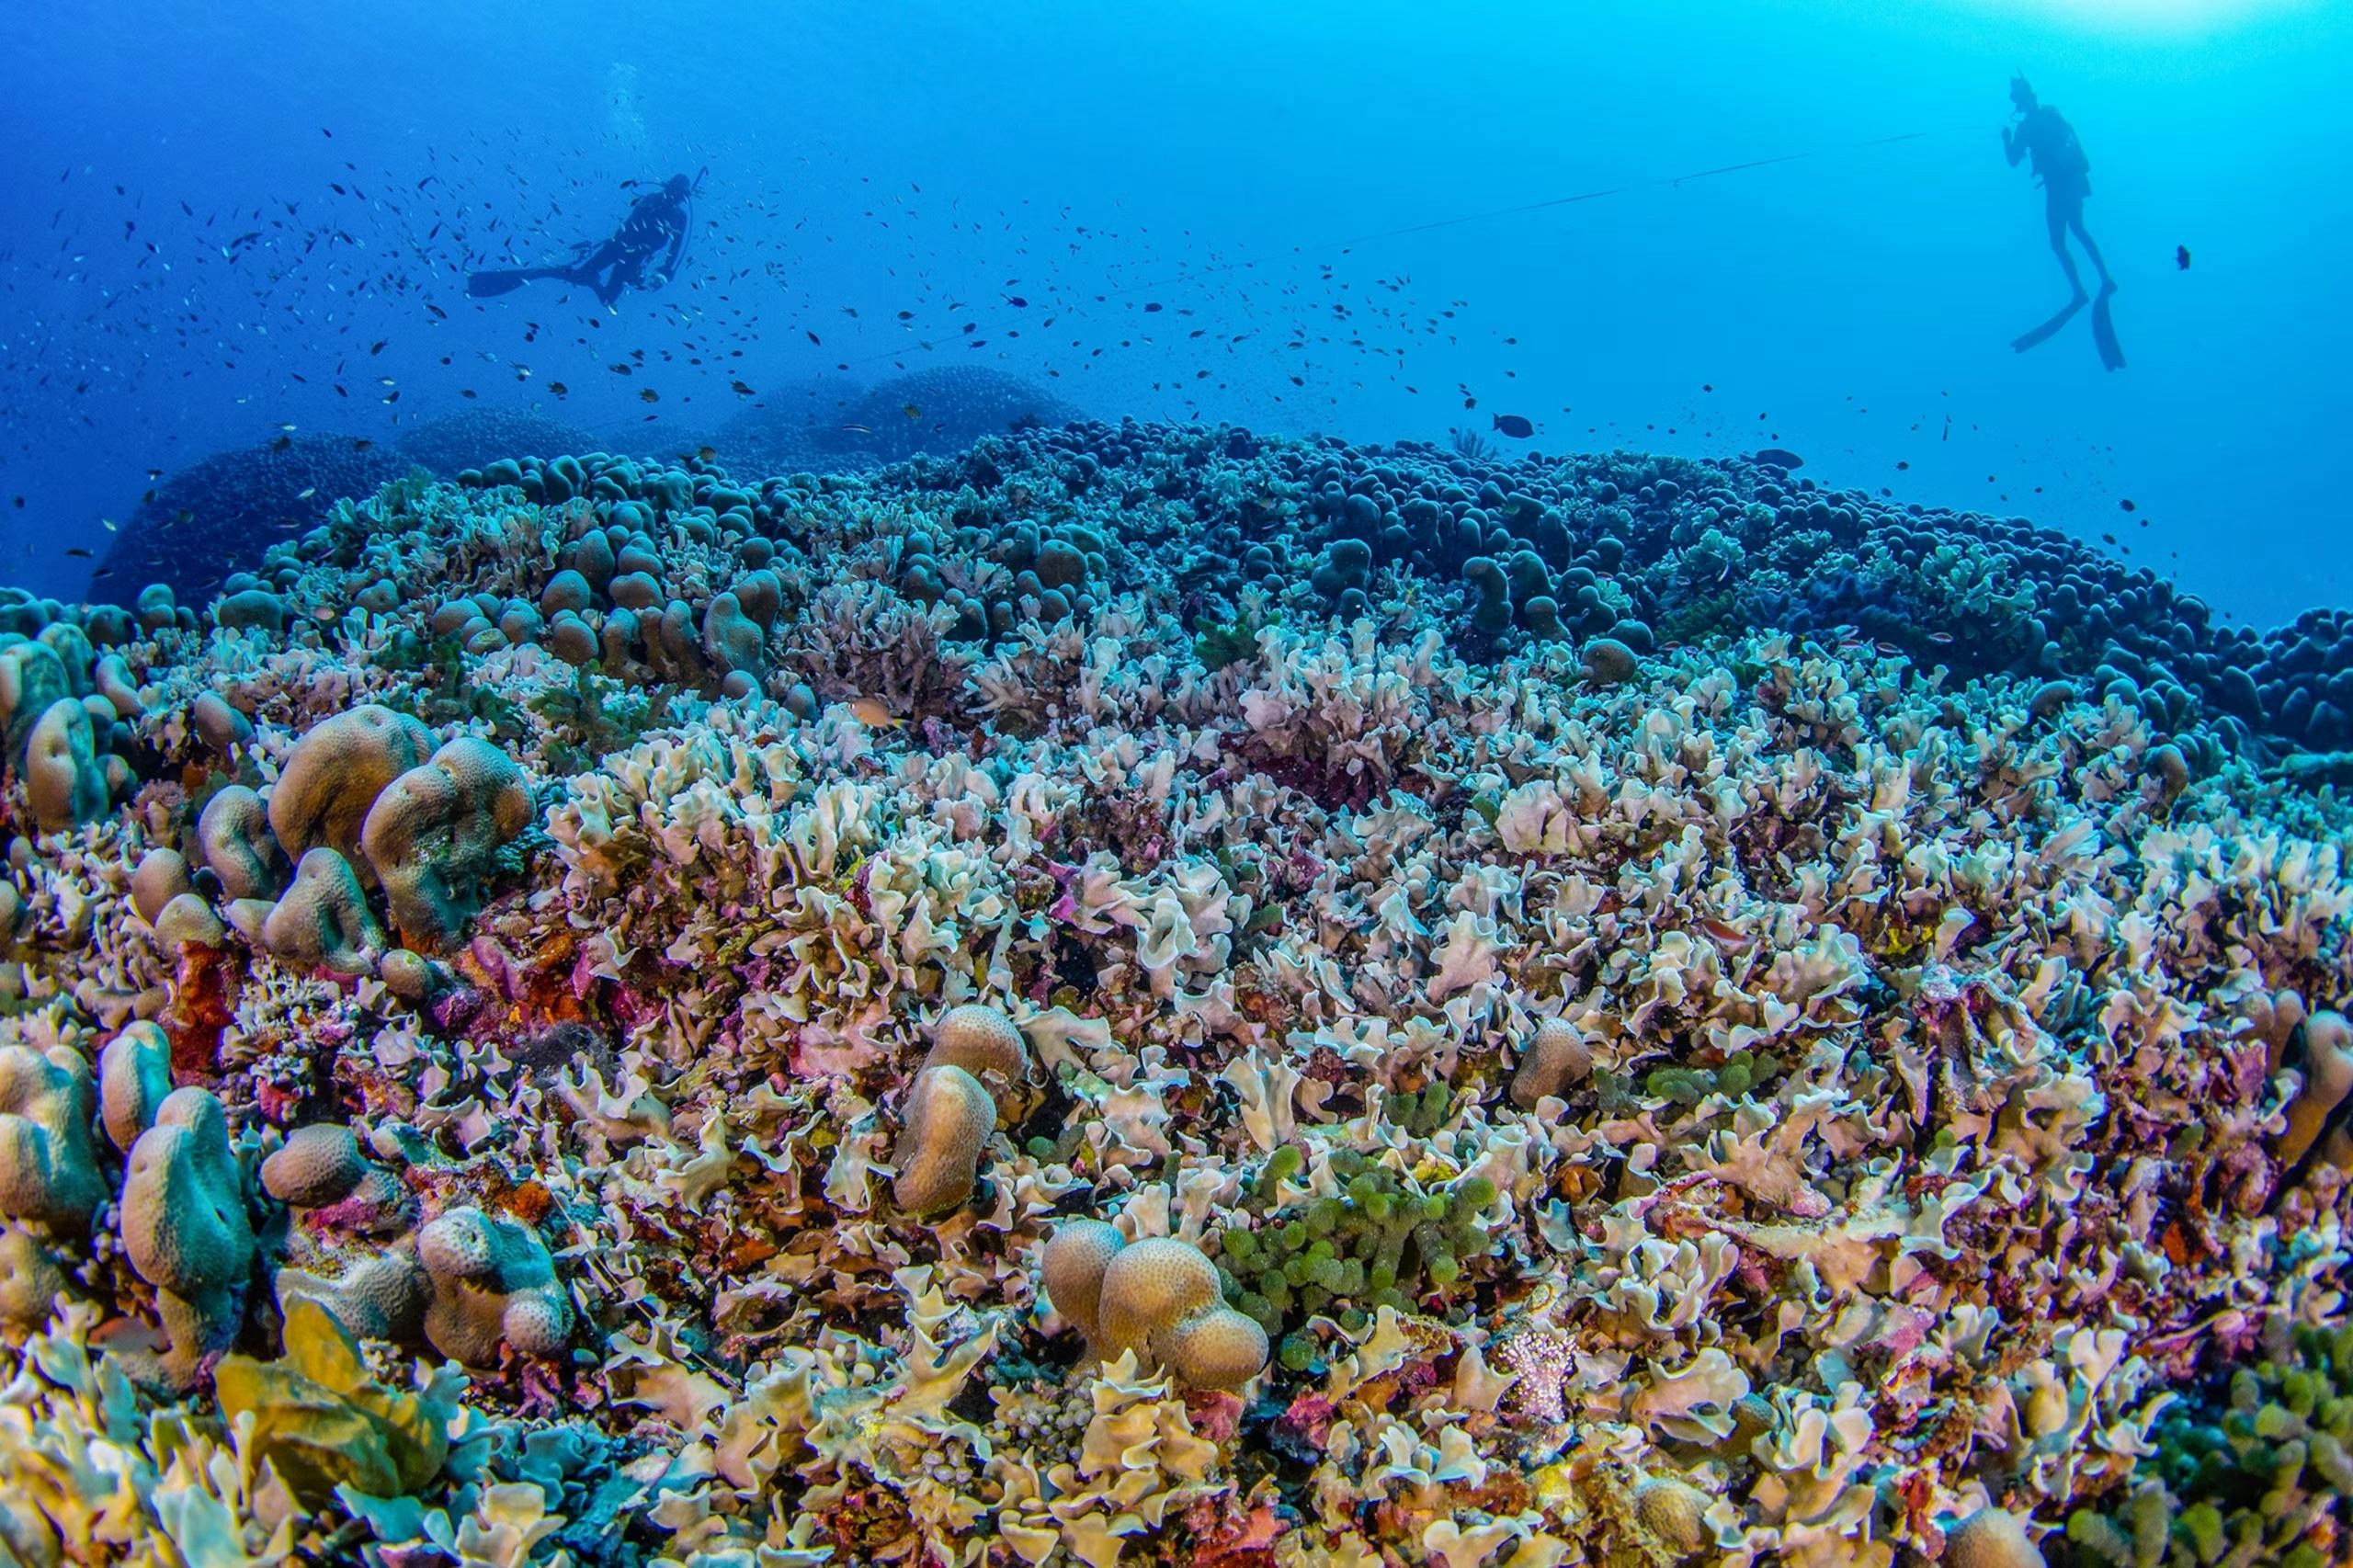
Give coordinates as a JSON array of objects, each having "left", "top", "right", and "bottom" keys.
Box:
[
  {"left": 467, "top": 176, "right": 691, "bottom": 306},
  {"left": 2006, "top": 102, "right": 2109, "bottom": 301}
]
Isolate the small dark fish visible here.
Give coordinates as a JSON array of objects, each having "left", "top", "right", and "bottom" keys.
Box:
[
  {"left": 2119, "top": 498, "right": 2136, "bottom": 512},
  {"left": 1755, "top": 448, "right": 1804, "bottom": 469},
  {"left": 1490, "top": 415, "right": 1533, "bottom": 439},
  {"left": 548, "top": 381, "right": 567, "bottom": 395},
  {"left": 1004, "top": 295, "right": 1027, "bottom": 307},
  {"left": 2176, "top": 244, "right": 2190, "bottom": 270},
  {"left": 841, "top": 422, "right": 873, "bottom": 435},
  {"left": 903, "top": 403, "right": 921, "bottom": 419},
  {"left": 639, "top": 388, "right": 659, "bottom": 403},
  {"left": 1143, "top": 301, "right": 1163, "bottom": 312},
  {"left": 65, "top": 546, "right": 93, "bottom": 558}
]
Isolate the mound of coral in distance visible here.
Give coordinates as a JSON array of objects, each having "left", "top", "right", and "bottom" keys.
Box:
[{"left": 6, "top": 419, "right": 2353, "bottom": 1568}]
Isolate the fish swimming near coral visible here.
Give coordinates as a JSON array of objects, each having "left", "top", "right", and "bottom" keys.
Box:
[
  {"left": 1490, "top": 414, "right": 1533, "bottom": 438},
  {"left": 1753, "top": 448, "right": 1804, "bottom": 470}
]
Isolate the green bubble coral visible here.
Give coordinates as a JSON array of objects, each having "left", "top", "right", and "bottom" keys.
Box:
[
  {"left": 1211, "top": 1147, "right": 1496, "bottom": 1337},
  {"left": 2063, "top": 1319, "right": 2353, "bottom": 1568}
]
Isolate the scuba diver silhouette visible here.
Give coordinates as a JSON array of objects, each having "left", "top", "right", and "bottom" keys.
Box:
[
  {"left": 468, "top": 172, "right": 699, "bottom": 306},
  {"left": 2003, "top": 76, "right": 2123, "bottom": 369}
]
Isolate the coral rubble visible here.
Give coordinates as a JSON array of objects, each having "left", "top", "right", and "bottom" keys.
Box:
[{"left": 5, "top": 419, "right": 2352, "bottom": 1567}]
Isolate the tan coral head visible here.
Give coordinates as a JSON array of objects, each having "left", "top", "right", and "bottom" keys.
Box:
[{"left": 1042, "top": 1225, "right": 1268, "bottom": 1391}]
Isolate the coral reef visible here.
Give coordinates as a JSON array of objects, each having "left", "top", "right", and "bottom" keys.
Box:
[
  {"left": 90, "top": 429, "right": 408, "bottom": 607},
  {"left": 2, "top": 419, "right": 2352, "bottom": 1568},
  {"left": 396, "top": 407, "right": 603, "bottom": 480}
]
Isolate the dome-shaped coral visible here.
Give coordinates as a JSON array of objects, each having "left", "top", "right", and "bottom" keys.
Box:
[
  {"left": 267, "top": 703, "right": 436, "bottom": 868},
  {"left": 923, "top": 1002, "right": 1029, "bottom": 1083},
  {"left": 1045, "top": 1226, "right": 1270, "bottom": 1391},
  {"left": 1510, "top": 1017, "right": 1594, "bottom": 1108},
  {"left": 416, "top": 1204, "right": 571, "bottom": 1366},
  {"left": 892, "top": 1063, "right": 996, "bottom": 1216},
  {"left": 1944, "top": 1507, "right": 2044, "bottom": 1568}
]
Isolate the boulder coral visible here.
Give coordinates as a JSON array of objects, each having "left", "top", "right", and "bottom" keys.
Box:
[
  {"left": 267, "top": 702, "right": 435, "bottom": 868},
  {"left": 359, "top": 735, "right": 534, "bottom": 949},
  {"left": 1044, "top": 1227, "right": 1269, "bottom": 1391},
  {"left": 0, "top": 1045, "right": 104, "bottom": 1234},
  {"left": 890, "top": 1004, "right": 1029, "bottom": 1216},
  {"left": 258, "top": 847, "right": 388, "bottom": 975},
  {"left": 197, "top": 783, "right": 287, "bottom": 900},
  {"left": 415, "top": 1204, "right": 571, "bottom": 1366},
  {"left": 23, "top": 697, "right": 109, "bottom": 830},
  {"left": 119, "top": 1086, "right": 256, "bottom": 1381}
]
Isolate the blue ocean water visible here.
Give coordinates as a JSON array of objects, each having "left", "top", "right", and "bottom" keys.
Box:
[{"left": 2, "top": 0, "right": 2346, "bottom": 622}]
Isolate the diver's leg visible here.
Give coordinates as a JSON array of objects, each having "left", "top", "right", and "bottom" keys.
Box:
[
  {"left": 564, "top": 241, "right": 624, "bottom": 292},
  {"left": 2069, "top": 210, "right": 2113, "bottom": 290},
  {"left": 2047, "top": 198, "right": 2086, "bottom": 301}
]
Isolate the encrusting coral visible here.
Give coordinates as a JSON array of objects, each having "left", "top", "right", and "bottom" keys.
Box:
[{"left": 4, "top": 423, "right": 2353, "bottom": 1568}]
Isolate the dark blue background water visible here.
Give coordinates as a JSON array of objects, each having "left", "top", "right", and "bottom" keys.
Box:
[{"left": 3, "top": 0, "right": 2346, "bottom": 624}]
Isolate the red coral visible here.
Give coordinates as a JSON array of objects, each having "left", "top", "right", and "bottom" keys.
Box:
[
  {"left": 1271, "top": 1391, "right": 1335, "bottom": 1454},
  {"left": 1187, "top": 1498, "right": 1286, "bottom": 1568},
  {"left": 1184, "top": 1387, "right": 1245, "bottom": 1442},
  {"left": 163, "top": 942, "right": 238, "bottom": 1080}
]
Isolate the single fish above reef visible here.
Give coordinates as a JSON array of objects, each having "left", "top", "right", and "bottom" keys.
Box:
[
  {"left": 1754, "top": 448, "right": 1804, "bottom": 470},
  {"left": 1490, "top": 414, "right": 1533, "bottom": 439}
]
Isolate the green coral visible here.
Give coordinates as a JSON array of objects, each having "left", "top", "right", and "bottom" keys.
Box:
[
  {"left": 529, "top": 665, "right": 677, "bottom": 776},
  {"left": 2062, "top": 1319, "right": 2353, "bottom": 1568},
  {"left": 1384, "top": 1079, "right": 1458, "bottom": 1138},
  {"left": 1211, "top": 1145, "right": 1495, "bottom": 1360},
  {"left": 1645, "top": 1049, "right": 1774, "bottom": 1108},
  {"left": 1194, "top": 603, "right": 1279, "bottom": 672},
  {"left": 378, "top": 632, "right": 526, "bottom": 737},
  {"left": 213, "top": 1296, "right": 461, "bottom": 1507}
]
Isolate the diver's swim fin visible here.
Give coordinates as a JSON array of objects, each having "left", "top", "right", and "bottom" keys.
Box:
[
  {"left": 2090, "top": 283, "right": 2125, "bottom": 371},
  {"left": 2010, "top": 294, "right": 2086, "bottom": 354},
  {"left": 466, "top": 268, "right": 542, "bottom": 299}
]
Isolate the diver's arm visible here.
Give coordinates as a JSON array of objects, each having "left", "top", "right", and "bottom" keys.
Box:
[
  {"left": 2003, "top": 123, "right": 2026, "bottom": 166},
  {"left": 661, "top": 221, "right": 687, "bottom": 281}
]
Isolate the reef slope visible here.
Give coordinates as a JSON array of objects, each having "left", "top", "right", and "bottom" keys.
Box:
[{"left": 4, "top": 422, "right": 2351, "bottom": 1568}]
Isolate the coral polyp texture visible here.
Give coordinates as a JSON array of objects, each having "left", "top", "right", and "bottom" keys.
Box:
[{"left": 1, "top": 418, "right": 2351, "bottom": 1568}]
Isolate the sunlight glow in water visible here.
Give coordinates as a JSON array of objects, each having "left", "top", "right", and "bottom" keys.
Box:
[{"left": 1959, "top": 0, "right": 2313, "bottom": 31}]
